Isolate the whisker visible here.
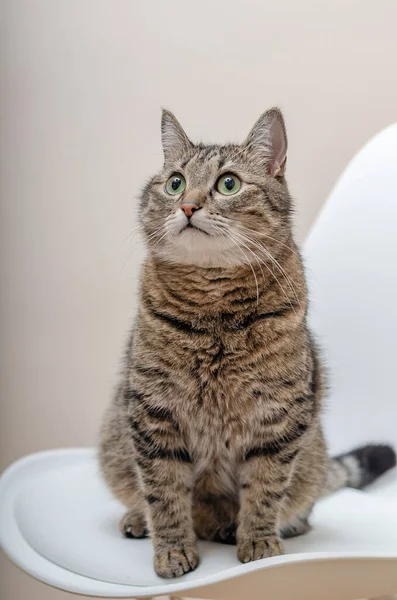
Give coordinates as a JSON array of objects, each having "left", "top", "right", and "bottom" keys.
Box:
[
  {"left": 146, "top": 227, "right": 167, "bottom": 243},
  {"left": 218, "top": 217, "right": 300, "bottom": 258},
  {"left": 255, "top": 244, "right": 300, "bottom": 309},
  {"left": 218, "top": 230, "right": 260, "bottom": 305},
  {"left": 226, "top": 230, "right": 266, "bottom": 280},
  {"left": 229, "top": 233, "right": 266, "bottom": 290},
  {"left": 122, "top": 224, "right": 143, "bottom": 245},
  {"left": 122, "top": 223, "right": 169, "bottom": 273},
  {"left": 207, "top": 224, "right": 269, "bottom": 300},
  {"left": 232, "top": 230, "right": 301, "bottom": 308},
  {"left": 231, "top": 230, "right": 297, "bottom": 314},
  {"left": 150, "top": 230, "right": 169, "bottom": 251},
  {"left": 215, "top": 217, "right": 300, "bottom": 300}
]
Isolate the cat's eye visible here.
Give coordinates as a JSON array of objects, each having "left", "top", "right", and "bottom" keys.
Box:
[
  {"left": 165, "top": 173, "right": 186, "bottom": 195},
  {"left": 216, "top": 173, "right": 241, "bottom": 196}
]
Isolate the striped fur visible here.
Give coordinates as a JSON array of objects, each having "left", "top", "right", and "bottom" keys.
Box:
[{"left": 99, "top": 109, "right": 396, "bottom": 578}]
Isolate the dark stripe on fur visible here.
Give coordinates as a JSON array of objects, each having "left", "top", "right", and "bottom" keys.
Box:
[
  {"left": 124, "top": 388, "right": 145, "bottom": 402},
  {"left": 261, "top": 407, "right": 289, "bottom": 426},
  {"left": 266, "top": 490, "right": 285, "bottom": 501},
  {"left": 244, "top": 422, "right": 308, "bottom": 461},
  {"left": 134, "top": 364, "right": 170, "bottom": 379},
  {"left": 235, "top": 306, "right": 292, "bottom": 330},
  {"left": 148, "top": 306, "right": 206, "bottom": 335},
  {"left": 130, "top": 419, "right": 192, "bottom": 462},
  {"left": 310, "top": 348, "right": 318, "bottom": 395},
  {"left": 279, "top": 449, "right": 300, "bottom": 464},
  {"left": 146, "top": 493, "right": 161, "bottom": 504},
  {"left": 141, "top": 402, "right": 180, "bottom": 430},
  {"left": 180, "top": 157, "right": 192, "bottom": 169}
]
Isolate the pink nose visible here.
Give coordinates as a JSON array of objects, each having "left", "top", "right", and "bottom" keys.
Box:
[{"left": 180, "top": 203, "right": 200, "bottom": 218}]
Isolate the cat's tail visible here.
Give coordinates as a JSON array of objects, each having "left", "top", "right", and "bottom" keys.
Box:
[{"left": 324, "top": 444, "right": 396, "bottom": 495}]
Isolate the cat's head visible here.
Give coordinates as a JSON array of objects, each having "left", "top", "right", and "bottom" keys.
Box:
[{"left": 140, "top": 108, "right": 292, "bottom": 268}]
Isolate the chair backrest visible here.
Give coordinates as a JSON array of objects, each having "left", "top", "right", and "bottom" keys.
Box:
[{"left": 304, "top": 124, "right": 397, "bottom": 454}]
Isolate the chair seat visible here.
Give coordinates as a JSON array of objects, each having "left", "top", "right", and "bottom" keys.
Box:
[{"left": 1, "top": 447, "right": 397, "bottom": 598}]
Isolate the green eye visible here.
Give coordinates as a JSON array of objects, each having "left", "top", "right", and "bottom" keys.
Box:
[
  {"left": 217, "top": 173, "right": 241, "bottom": 196},
  {"left": 165, "top": 173, "right": 186, "bottom": 195}
]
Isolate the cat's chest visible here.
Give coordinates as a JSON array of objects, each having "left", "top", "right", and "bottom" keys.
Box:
[
  {"left": 189, "top": 334, "right": 263, "bottom": 407},
  {"left": 186, "top": 414, "right": 243, "bottom": 493},
  {"left": 192, "top": 328, "right": 258, "bottom": 373},
  {"left": 176, "top": 334, "right": 280, "bottom": 489},
  {"left": 182, "top": 371, "right": 260, "bottom": 460}
]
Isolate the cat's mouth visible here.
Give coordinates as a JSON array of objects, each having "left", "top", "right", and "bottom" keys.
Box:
[{"left": 180, "top": 222, "right": 210, "bottom": 236}]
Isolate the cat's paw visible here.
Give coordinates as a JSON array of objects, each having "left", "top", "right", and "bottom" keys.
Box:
[
  {"left": 120, "top": 510, "right": 148, "bottom": 539},
  {"left": 154, "top": 545, "right": 199, "bottom": 578},
  {"left": 237, "top": 535, "right": 284, "bottom": 563}
]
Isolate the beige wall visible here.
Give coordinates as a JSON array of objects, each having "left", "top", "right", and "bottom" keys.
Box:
[{"left": 1, "top": 1, "right": 397, "bottom": 598}]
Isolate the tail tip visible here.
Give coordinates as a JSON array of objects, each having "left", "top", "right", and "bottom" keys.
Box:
[{"left": 351, "top": 443, "right": 396, "bottom": 487}]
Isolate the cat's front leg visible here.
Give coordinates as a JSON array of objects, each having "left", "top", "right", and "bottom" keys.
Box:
[
  {"left": 130, "top": 400, "right": 198, "bottom": 578},
  {"left": 237, "top": 427, "right": 307, "bottom": 563}
]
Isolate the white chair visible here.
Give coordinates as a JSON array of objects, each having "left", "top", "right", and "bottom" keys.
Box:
[{"left": 1, "top": 124, "right": 397, "bottom": 600}]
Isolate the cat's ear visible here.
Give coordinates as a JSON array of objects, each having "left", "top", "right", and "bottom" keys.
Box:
[
  {"left": 244, "top": 108, "right": 288, "bottom": 176},
  {"left": 161, "top": 109, "right": 193, "bottom": 165}
]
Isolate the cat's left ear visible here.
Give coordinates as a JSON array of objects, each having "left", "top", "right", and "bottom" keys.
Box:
[
  {"left": 244, "top": 108, "right": 288, "bottom": 176},
  {"left": 161, "top": 109, "right": 193, "bottom": 165}
]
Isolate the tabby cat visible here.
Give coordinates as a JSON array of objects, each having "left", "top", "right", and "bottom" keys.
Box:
[{"left": 99, "top": 108, "right": 396, "bottom": 578}]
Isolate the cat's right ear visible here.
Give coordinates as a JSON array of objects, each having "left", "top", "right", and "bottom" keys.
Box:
[{"left": 161, "top": 109, "right": 193, "bottom": 166}]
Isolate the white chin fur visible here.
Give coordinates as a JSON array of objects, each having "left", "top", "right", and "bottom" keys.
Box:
[
  {"left": 151, "top": 210, "right": 247, "bottom": 268},
  {"left": 154, "top": 228, "right": 246, "bottom": 268}
]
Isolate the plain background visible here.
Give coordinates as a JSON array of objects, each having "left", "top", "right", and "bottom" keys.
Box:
[{"left": 1, "top": 1, "right": 397, "bottom": 598}]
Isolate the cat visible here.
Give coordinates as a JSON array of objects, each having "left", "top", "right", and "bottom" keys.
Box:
[{"left": 99, "top": 108, "right": 396, "bottom": 578}]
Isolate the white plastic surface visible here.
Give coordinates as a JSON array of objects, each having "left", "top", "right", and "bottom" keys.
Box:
[
  {"left": 1, "top": 447, "right": 397, "bottom": 598},
  {"left": 11, "top": 451, "right": 397, "bottom": 585},
  {"left": 1, "top": 123, "right": 397, "bottom": 597}
]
